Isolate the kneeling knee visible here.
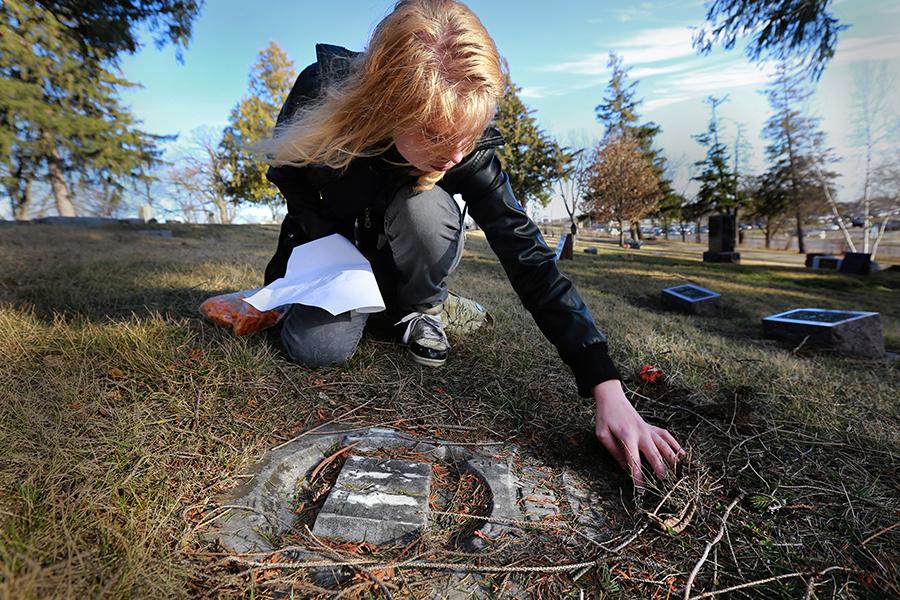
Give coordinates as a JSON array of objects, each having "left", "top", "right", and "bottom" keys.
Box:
[{"left": 279, "top": 306, "right": 366, "bottom": 368}]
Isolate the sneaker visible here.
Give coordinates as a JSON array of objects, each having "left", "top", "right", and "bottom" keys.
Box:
[
  {"left": 396, "top": 311, "right": 449, "bottom": 367},
  {"left": 440, "top": 291, "right": 493, "bottom": 337}
]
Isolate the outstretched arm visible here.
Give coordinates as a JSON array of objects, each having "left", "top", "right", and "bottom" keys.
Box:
[{"left": 454, "top": 147, "right": 683, "bottom": 487}]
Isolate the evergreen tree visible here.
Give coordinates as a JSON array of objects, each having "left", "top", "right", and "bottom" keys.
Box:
[
  {"left": 219, "top": 42, "right": 295, "bottom": 214},
  {"left": 695, "top": 0, "right": 846, "bottom": 80},
  {"left": 1, "top": 1, "right": 166, "bottom": 218},
  {"left": 761, "top": 63, "right": 838, "bottom": 253},
  {"left": 691, "top": 96, "right": 739, "bottom": 217},
  {"left": 749, "top": 174, "right": 790, "bottom": 248},
  {"left": 32, "top": 0, "right": 203, "bottom": 63},
  {"left": 595, "top": 53, "right": 673, "bottom": 215},
  {"left": 656, "top": 192, "right": 686, "bottom": 240},
  {"left": 493, "top": 67, "right": 567, "bottom": 208},
  {"left": 731, "top": 121, "right": 755, "bottom": 223}
]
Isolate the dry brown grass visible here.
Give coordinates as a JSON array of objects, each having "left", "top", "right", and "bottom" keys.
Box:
[{"left": 0, "top": 222, "right": 897, "bottom": 598}]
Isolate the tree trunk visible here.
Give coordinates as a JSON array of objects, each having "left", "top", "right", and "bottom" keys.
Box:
[
  {"left": 695, "top": 219, "right": 702, "bottom": 244},
  {"left": 45, "top": 138, "right": 76, "bottom": 217},
  {"left": 617, "top": 219, "right": 625, "bottom": 247},
  {"left": 6, "top": 163, "right": 32, "bottom": 220},
  {"left": 795, "top": 211, "right": 805, "bottom": 254},
  {"left": 681, "top": 222, "right": 687, "bottom": 243},
  {"left": 11, "top": 178, "right": 32, "bottom": 220},
  {"left": 213, "top": 195, "right": 231, "bottom": 224}
]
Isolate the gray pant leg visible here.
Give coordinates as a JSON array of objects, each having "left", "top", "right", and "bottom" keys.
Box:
[
  {"left": 384, "top": 184, "right": 464, "bottom": 311},
  {"left": 280, "top": 305, "right": 368, "bottom": 367}
]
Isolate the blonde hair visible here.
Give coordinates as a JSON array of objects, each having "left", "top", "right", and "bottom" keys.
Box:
[{"left": 260, "top": 0, "right": 504, "bottom": 190}]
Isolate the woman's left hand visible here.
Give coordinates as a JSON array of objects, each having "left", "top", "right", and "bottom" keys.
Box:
[{"left": 592, "top": 379, "right": 683, "bottom": 490}]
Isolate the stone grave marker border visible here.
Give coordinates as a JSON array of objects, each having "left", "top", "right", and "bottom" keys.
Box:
[
  {"left": 661, "top": 283, "right": 721, "bottom": 314},
  {"left": 762, "top": 308, "right": 884, "bottom": 358}
]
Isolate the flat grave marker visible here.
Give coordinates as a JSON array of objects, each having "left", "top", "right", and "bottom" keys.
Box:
[
  {"left": 811, "top": 255, "right": 841, "bottom": 270},
  {"left": 661, "top": 283, "right": 721, "bottom": 315},
  {"left": 312, "top": 455, "right": 431, "bottom": 546},
  {"left": 762, "top": 308, "right": 884, "bottom": 358}
]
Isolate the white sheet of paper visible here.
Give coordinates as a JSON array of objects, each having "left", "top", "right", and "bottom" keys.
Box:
[{"left": 243, "top": 234, "right": 385, "bottom": 315}]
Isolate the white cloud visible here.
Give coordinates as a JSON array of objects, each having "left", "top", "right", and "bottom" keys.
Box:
[
  {"left": 834, "top": 35, "right": 900, "bottom": 63},
  {"left": 615, "top": 26, "right": 699, "bottom": 65},
  {"left": 541, "top": 26, "right": 697, "bottom": 75},
  {"left": 631, "top": 63, "right": 692, "bottom": 78},
  {"left": 519, "top": 86, "right": 547, "bottom": 99},
  {"left": 644, "top": 95, "right": 693, "bottom": 111},
  {"left": 667, "top": 62, "right": 773, "bottom": 94}
]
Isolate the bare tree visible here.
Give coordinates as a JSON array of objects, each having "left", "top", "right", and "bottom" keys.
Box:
[
  {"left": 164, "top": 128, "right": 234, "bottom": 224},
  {"left": 555, "top": 144, "right": 591, "bottom": 236},
  {"left": 871, "top": 155, "right": 900, "bottom": 259},
  {"left": 585, "top": 138, "right": 661, "bottom": 246},
  {"left": 851, "top": 62, "right": 897, "bottom": 254},
  {"left": 189, "top": 128, "right": 232, "bottom": 224}
]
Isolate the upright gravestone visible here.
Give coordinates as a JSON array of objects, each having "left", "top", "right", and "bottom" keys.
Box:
[
  {"left": 703, "top": 214, "right": 741, "bottom": 264},
  {"left": 838, "top": 252, "right": 873, "bottom": 275},
  {"left": 139, "top": 204, "right": 154, "bottom": 223},
  {"left": 561, "top": 232, "right": 574, "bottom": 260},
  {"left": 554, "top": 233, "right": 572, "bottom": 261},
  {"left": 762, "top": 308, "right": 884, "bottom": 358},
  {"left": 661, "top": 283, "right": 721, "bottom": 315}
]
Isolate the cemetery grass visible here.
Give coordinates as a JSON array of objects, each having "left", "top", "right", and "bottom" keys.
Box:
[{"left": 0, "top": 223, "right": 897, "bottom": 599}]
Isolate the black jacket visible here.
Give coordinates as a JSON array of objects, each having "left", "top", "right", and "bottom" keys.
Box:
[{"left": 264, "top": 43, "right": 620, "bottom": 397}]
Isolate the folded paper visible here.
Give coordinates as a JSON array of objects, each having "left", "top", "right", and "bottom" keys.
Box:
[{"left": 244, "top": 234, "right": 385, "bottom": 315}]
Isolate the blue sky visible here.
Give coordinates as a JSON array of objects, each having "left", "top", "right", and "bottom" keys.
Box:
[{"left": 115, "top": 0, "right": 900, "bottom": 220}]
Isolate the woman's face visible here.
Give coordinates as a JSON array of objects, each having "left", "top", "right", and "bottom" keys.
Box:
[{"left": 393, "top": 126, "right": 473, "bottom": 173}]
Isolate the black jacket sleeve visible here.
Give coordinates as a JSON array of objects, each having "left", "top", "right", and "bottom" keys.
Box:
[{"left": 454, "top": 148, "right": 621, "bottom": 397}]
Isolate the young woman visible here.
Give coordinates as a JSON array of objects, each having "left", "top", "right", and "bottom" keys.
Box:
[{"left": 260, "top": 0, "right": 682, "bottom": 488}]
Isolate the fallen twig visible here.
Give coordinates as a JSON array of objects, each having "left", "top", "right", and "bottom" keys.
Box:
[
  {"left": 272, "top": 399, "right": 374, "bottom": 450},
  {"left": 684, "top": 493, "right": 745, "bottom": 599},
  {"left": 308, "top": 442, "right": 359, "bottom": 482},
  {"left": 861, "top": 521, "right": 900, "bottom": 546},
  {"left": 688, "top": 566, "right": 853, "bottom": 599},
  {"left": 303, "top": 525, "right": 396, "bottom": 600}
]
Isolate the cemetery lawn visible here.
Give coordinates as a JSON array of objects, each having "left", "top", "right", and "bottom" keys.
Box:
[{"left": 1, "top": 222, "right": 898, "bottom": 599}]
